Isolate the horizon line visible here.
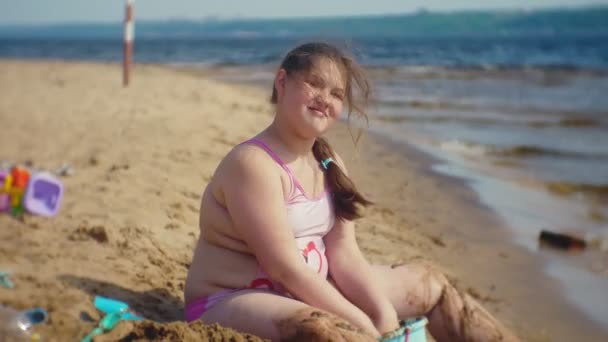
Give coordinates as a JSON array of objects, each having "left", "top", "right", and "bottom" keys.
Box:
[{"left": 1, "top": 3, "right": 606, "bottom": 27}]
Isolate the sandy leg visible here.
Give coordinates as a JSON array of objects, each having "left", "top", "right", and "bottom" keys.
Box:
[{"left": 372, "top": 264, "right": 520, "bottom": 342}]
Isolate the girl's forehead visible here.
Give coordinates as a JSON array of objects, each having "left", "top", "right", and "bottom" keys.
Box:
[{"left": 307, "top": 57, "right": 346, "bottom": 89}]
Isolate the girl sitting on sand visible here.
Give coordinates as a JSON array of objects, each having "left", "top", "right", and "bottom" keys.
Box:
[{"left": 184, "top": 42, "right": 518, "bottom": 341}]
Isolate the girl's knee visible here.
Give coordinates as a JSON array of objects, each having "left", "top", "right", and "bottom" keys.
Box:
[{"left": 405, "top": 263, "right": 450, "bottom": 313}]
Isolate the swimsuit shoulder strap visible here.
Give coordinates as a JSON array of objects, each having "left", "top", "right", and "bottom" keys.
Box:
[{"left": 241, "top": 138, "right": 297, "bottom": 196}]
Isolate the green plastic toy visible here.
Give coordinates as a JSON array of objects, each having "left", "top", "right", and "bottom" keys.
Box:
[{"left": 80, "top": 311, "right": 123, "bottom": 342}]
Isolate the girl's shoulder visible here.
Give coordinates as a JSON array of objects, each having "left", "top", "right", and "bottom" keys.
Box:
[
  {"left": 216, "top": 142, "right": 283, "bottom": 180},
  {"left": 212, "top": 143, "right": 289, "bottom": 204},
  {"left": 226, "top": 142, "right": 275, "bottom": 165}
]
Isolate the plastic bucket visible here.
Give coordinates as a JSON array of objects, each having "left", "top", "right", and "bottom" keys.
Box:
[{"left": 380, "top": 317, "right": 428, "bottom": 342}]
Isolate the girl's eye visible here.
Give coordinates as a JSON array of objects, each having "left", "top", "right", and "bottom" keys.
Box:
[
  {"left": 306, "top": 78, "right": 323, "bottom": 88},
  {"left": 332, "top": 92, "right": 344, "bottom": 100}
]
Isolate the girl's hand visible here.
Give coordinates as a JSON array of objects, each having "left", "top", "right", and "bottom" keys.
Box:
[
  {"left": 334, "top": 305, "right": 381, "bottom": 338},
  {"left": 371, "top": 305, "right": 400, "bottom": 336},
  {"left": 355, "top": 313, "right": 382, "bottom": 339}
]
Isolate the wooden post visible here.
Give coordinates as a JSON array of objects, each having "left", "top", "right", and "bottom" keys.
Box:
[{"left": 123, "top": 0, "right": 134, "bottom": 86}]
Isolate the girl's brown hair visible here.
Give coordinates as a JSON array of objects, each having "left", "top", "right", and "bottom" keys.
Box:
[{"left": 271, "top": 42, "right": 373, "bottom": 221}]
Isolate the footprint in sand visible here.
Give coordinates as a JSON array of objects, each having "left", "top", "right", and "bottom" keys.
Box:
[
  {"left": 68, "top": 224, "right": 110, "bottom": 244},
  {"left": 88, "top": 156, "right": 100, "bottom": 166},
  {"left": 103, "top": 163, "right": 130, "bottom": 182},
  {"left": 166, "top": 202, "right": 187, "bottom": 223},
  {"left": 108, "top": 163, "right": 130, "bottom": 173},
  {"left": 467, "top": 286, "right": 502, "bottom": 304},
  {"left": 186, "top": 203, "right": 198, "bottom": 213},
  {"left": 198, "top": 150, "right": 213, "bottom": 158},
  {"left": 169, "top": 149, "right": 193, "bottom": 163},
  {"left": 180, "top": 190, "right": 200, "bottom": 201},
  {"left": 423, "top": 233, "right": 447, "bottom": 248},
  {"left": 212, "top": 136, "right": 235, "bottom": 147},
  {"left": 164, "top": 222, "right": 180, "bottom": 230}
]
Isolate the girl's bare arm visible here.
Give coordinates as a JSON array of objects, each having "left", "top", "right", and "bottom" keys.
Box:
[
  {"left": 324, "top": 154, "right": 400, "bottom": 334},
  {"left": 325, "top": 218, "right": 399, "bottom": 334}
]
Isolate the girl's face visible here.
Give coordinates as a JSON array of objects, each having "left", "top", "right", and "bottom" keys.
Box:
[{"left": 275, "top": 57, "right": 346, "bottom": 139}]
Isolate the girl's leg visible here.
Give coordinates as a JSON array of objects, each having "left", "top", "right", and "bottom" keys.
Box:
[
  {"left": 371, "top": 264, "right": 519, "bottom": 342},
  {"left": 199, "top": 289, "right": 375, "bottom": 341}
]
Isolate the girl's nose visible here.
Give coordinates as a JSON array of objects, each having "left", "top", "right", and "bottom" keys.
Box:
[{"left": 315, "top": 91, "right": 330, "bottom": 106}]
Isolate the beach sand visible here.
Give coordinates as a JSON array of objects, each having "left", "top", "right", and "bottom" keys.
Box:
[{"left": 0, "top": 60, "right": 605, "bottom": 341}]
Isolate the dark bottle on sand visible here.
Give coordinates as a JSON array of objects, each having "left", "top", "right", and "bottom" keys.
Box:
[{"left": 539, "top": 230, "right": 587, "bottom": 251}]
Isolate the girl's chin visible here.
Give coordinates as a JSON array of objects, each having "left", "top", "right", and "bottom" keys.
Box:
[
  {"left": 293, "top": 113, "right": 335, "bottom": 136},
  {"left": 305, "top": 121, "right": 334, "bottom": 137}
]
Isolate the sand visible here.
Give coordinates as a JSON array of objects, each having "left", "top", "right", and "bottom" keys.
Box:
[{"left": 0, "top": 60, "right": 605, "bottom": 341}]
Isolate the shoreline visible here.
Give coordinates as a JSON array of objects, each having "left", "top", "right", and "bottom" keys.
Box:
[
  {"left": 327, "top": 123, "right": 608, "bottom": 341},
  {"left": 369, "top": 121, "right": 608, "bottom": 328},
  {"left": 0, "top": 59, "right": 606, "bottom": 341}
]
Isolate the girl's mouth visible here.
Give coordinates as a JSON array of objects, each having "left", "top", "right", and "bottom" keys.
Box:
[{"left": 308, "top": 106, "right": 327, "bottom": 117}]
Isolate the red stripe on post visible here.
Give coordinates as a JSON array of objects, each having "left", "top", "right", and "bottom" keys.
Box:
[
  {"left": 126, "top": 6, "right": 133, "bottom": 22},
  {"left": 123, "top": 0, "right": 134, "bottom": 86}
]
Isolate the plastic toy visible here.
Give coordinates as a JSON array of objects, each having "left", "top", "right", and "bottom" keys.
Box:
[
  {"left": 0, "top": 167, "right": 64, "bottom": 217},
  {"left": 22, "top": 308, "right": 48, "bottom": 325},
  {"left": 80, "top": 296, "right": 144, "bottom": 342},
  {"left": 23, "top": 172, "right": 64, "bottom": 217},
  {"left": 94, "top": 296, "right": 144, "bottom": 321},
  {"left": 0, "top": 305, "right": 47, "bottom": 341},
  {"left": 7, "top": 167, "right": 29, "bottom": 217},
  {"left": 379, "top": 317, "right": 428, "bottom": 342},
  {"left": 0, "top": 271, "right": 13, "bottom": 288},
  {"left": 80, "top": 311, "right": 123, "bottom": 342},
  {"left": 0, "top": 171, "right": 9, "bottom": 212}
]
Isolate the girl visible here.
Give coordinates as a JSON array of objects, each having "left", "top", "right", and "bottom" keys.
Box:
[{"left": 184, "top": 42, "right": 518, "bottom": 341}]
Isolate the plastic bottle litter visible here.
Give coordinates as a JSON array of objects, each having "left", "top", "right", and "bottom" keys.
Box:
[
  {"left": 538, "top": 230, "right": 586, "bottom": 251},
  {"left": 0, "top": 305, "right": 47, "bottom": 341},
  {"left": 0, "top": 270, "right": 14, "bottom": 288}
]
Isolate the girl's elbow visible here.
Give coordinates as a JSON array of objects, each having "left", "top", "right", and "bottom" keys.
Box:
[{"left": 261, "top": 259, "right": 307, "bottom": 286}]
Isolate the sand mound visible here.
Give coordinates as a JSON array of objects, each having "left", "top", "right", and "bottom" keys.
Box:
[{"left": 96, "top": 321, "right": 265, "bottom": 342}]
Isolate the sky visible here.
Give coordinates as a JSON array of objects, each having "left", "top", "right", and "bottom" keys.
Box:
[{"left": 0, "top": 0, "right": 606, "bottom": 24}]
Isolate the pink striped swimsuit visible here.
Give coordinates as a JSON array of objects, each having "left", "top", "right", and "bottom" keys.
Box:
[{"left": 185, "top": 138, "right": 335, "bottom": 322}]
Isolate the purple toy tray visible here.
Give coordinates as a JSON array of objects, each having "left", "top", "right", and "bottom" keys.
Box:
[{"left": 23, "top": 172, "right": 64, "bottom": 216}]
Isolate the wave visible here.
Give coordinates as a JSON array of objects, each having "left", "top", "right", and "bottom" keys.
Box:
[
  {"left": 374, "top": 113, "right": 513, "bottom": 126},
  {"left": 373, "top": 112, "right": 604, "bottom": 129},
  {"left": 369, "top": 64, "right": 608, "bottom": 80},
  {"left": 546, "top": 181, "right": 608, "bottom": 200},
  {"left": 437, "top": 140, "right": 608, "bottom": 160},
  {"left": 438, "top": 140, "right": 489, "bottom": 157},
  {"left": 558, "top": 118, "right": 602, "bottom": 127},
  {"left": 528, "top": 118, "right": 603, "bottom": 128},
  {"left": 491, "top": 145, "right": 603, "bottom": 159}
]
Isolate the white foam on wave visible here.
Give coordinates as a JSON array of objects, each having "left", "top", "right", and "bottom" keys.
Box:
[
  {"left": 585, "top": 230, "right": 608, "bottom": 253},
  {"left": 438, "top": 139, "right": 489, "bottom": 157}
]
